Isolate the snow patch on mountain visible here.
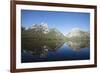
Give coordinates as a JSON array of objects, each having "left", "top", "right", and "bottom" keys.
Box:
[
  {"left": 25, "top": 22, "right": 49, "bottom": 34},
  {"left": 66, "top": 28, "right": 89, "bottom": 38}
]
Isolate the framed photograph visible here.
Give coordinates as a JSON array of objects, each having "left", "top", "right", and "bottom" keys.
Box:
[{"left": 10, "top": 0, "right": 97, "bottom": 72}]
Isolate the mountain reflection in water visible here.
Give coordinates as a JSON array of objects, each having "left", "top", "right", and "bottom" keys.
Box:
[
  {"left": 66, "top": 40, "right": 89, "bottom": 51},
  {"left": 22, "top": 41, "right": 90, "bottom": 63}
]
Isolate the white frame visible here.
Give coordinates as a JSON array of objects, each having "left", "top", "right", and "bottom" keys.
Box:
[{"left": 16, "top": 4, "right": 95, "bottom": 69}]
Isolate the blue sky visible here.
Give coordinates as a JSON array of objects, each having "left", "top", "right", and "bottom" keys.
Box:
[{"left": 21, "top": 10, "right": 90, "bottom": 35}]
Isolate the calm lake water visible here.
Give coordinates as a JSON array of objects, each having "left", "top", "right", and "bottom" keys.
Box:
[{"left": 21, "top": 42, "right": 90, "bottom": 63}]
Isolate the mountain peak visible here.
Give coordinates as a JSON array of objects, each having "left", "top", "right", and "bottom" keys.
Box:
[
  {"left": 66, "top": 28, "right": 88, "bottom": 38},
  {"left": 71, "top": 28, "right": 81, "bottom": 32}
]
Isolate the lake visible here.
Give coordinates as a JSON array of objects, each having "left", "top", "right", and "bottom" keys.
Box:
[{"left": 21, "top": 42, "right": 90, "bottom": 63}]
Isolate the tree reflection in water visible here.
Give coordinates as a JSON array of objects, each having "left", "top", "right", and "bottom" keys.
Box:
[
  {"left": 22, "top": 40, "right": 89, "bottom": 58},
  {"left": 22, "top": 41, "right": 64, "bottom": 58}
]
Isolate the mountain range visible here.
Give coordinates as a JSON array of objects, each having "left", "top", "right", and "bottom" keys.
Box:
[{"left": 22, "top": 23, "right": 89, "bottom": 42}]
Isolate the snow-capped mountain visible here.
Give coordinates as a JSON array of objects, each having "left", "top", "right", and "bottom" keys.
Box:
[
  {"left": 22, "top": 22, "right": 65, "bottom": 41},
  {"left": 66, "top": 28, "right": 89, "bottom": 38},
  {"left": 25, "top": 22, "right": 49, "bottom": 34}
]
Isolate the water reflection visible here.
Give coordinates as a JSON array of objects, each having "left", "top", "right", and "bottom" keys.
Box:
[
  {"left": 22, "top": 38, "right": 90, "bottom": 63},
  {"left": 22, "top": 41, "right": 64, "bottom": 58},
  {"left": 66, "top": 40, "right": 89, "bottom": 51}
]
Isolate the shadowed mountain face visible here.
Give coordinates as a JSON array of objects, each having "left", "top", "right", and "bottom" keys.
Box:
[
  {"left": 21, "top": 23, "right": 65, "bottom": 42},
  {"left": 21, "top": 24, "right": 90, "bottom": 62}
]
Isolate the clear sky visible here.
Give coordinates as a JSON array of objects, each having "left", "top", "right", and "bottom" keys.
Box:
[{"left": 21, "top": 10, "right": 90, "bottom": 35}]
